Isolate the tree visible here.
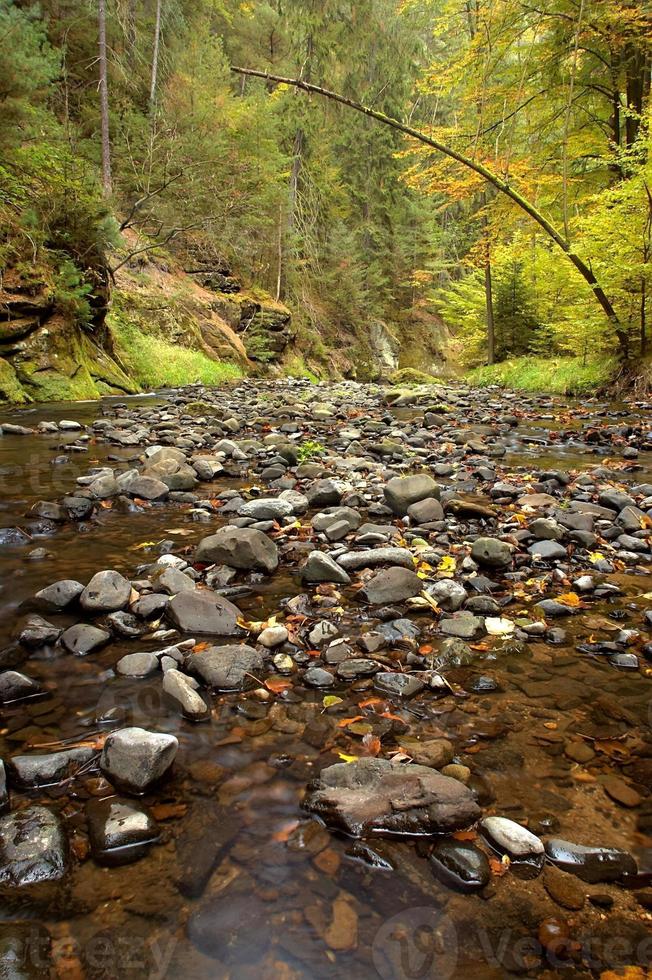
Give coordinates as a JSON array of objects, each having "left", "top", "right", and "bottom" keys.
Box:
[
  {"left": 98, "top": 0, "right": 112, "bottom": 196},
  {"left": 231, "top": 65, "right": 631, "bottom": 357}
]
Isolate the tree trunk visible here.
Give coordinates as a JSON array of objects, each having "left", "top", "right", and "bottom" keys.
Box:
[
  {"left": 98, "top": 0, "right": 112, "bottom": 197},
  {"left": 230, "top": 67, "right": 630, "bottom": 360},
  {"left": 641, "top": 276, "right": 647, "bottom": 358},
  {"left": 485, "top": 247, "right": 495, "bottom": 365},
  {"left": 150, "top": 0, "right": 162, "bottom": 111}
]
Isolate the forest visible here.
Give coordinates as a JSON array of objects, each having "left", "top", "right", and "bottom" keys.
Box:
[{"left": 0, "top": 0, "right": 651, "bottom": 394}]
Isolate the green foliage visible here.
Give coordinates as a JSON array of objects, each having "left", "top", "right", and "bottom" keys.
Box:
[
  {"left": 389, "top": 367, "right": 440, "bottom": 386},
  {"left": 466, "top": 356, "right": 616, "bottom": 396},
  {"left": 297, "top": 440, "right": 326, "bottom": 462},
  {"left": 111, "top": 319, "right": 243, "bottom": 389}
]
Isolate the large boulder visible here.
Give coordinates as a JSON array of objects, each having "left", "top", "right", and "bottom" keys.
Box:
[
  {"left": 195, "top": 527, "right": 278, "bottom": 573},
  {"left": 187, "top": 645, "right": 264, "bottom": 691},
  {"left": 304, "top": 758, "right": 480, "bottom": 837},
  {"left": 80, "top": 570, "right": 132, "bottom": 613},
  {"left": 167, "top": 591, "right": 243, "bottom": 636},
  {"left": 384, "top": 474, "right": 440, "bottom": 516}
]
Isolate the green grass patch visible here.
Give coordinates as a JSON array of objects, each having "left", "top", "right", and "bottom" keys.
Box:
[
  {"left": 111, "top": 320, "right": 243, "bottom": 389},
  {"left": 466, "top": 355, "right": 616, "bottom": 395}
]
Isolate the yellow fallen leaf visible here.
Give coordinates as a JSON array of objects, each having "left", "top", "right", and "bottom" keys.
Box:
[
  {"left": 323, "top": 695, "right": 343, "bottom": 708},
  {"left": 337, "top": 753, "right": 358, "bottom": 763}
]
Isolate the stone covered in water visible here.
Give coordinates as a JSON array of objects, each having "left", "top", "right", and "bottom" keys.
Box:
[
  {"left": 545, "top": 837, "right": 637, "bottom": 883},
  {"left": 303, "top": 757, "right": 480, "bottom": 837},
  {"left": 430, "top": 839, "right": 490, "bottom": 893},
  {"left": 100, "top": 727, "right": 178, "bottom": 794},
  {"left": 0, "top": 806, "right": 68, "bottom": 890},
  {"left": 86, "top": 797, "right": 159, "bottom": 865}
]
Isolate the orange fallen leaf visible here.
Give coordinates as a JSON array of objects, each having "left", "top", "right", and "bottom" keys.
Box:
[
  {"left": 265, "top": 677, "right": 293, "bottom": 693},
  {"left": 193, "top": 641, "right": 209, "bottom": 653},
  {"left": 361, "top": 733, "right": 382, "bottom": 757},
  {"left": 337, "top": 716, "right": 364, "bottom": 728},
  {"left": 359, "top": 697, "right": 385, "bottom": 709},
  {"left": 418, "top": 644, "right": 434, "bottom": 655},
  {"left": 489, "top": 855, "right": 510, "bottom": 877},
  {"left": 452, "top": 830, "right": 478, "bottom": 841}
]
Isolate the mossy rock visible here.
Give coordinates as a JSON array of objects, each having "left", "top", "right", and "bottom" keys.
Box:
[
  {"left": 0, "top": 357, "right": 29, "bottom": 403},
  {"left": 389, "top": 367, "right": 440, "bottom": 386}
]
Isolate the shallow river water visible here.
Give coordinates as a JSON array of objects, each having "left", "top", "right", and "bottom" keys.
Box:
[{"left": 0, "top": 382, "right": 651, "bottom": 979}]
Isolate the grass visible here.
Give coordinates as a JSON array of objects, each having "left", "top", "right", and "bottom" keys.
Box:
[
  {"left": 465, "top": 355, "right": 616, "bottom": 395},
  {"left": 111, "top": 321, "right": 243, "bottom": 389}
]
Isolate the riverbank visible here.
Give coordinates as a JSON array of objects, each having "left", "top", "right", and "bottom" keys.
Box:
[{"left": 466, "top": 355, "right": 617, "bottom": 395}]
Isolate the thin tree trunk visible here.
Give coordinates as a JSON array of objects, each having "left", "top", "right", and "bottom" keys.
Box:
[
  {"left": 641, "top": 276, "right": 647, "bottom": 358},
  {"left": 276, "top": 203, "right": 283, "bottom": 302},
  {"left": 562, "top": 0, "right": 584, "bottom": 240},
  {"left": 231, "top": 66, "right": 630, "bottom": 359},
  {"left": 98, "top": 0, "right": 112, "bottom": 197},
  {"left": 485, "top": 246, "right": 495, "bottom": 365},
  {"left": 150, "top": 0, "right": 162, "bottom": 111}
]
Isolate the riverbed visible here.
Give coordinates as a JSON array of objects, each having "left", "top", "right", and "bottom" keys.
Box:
[{"left": 0, "top": 379, "right": 650, "bottom": 978}]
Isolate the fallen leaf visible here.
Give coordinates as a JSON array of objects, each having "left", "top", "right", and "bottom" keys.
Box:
[
  {"left": 265, "top": 677, "right": 292, "bottom": 694},
  {"left": 150, "top": 803, "right": 187, "bottom": 820},
  {"left": 337, "top": 716, "right": 364, "bottom": 728},
  {"left": 337, "top": 752, "right": 358, "bottom": 763},
  {"left": 323, "top": 695, "right": 344, "bottom": 709},
  {"left": 361, "top": 733, "right": 382, "bottom": 756},
  {"left": 556, "top": 592, "right": 582, "bottom": 607}
]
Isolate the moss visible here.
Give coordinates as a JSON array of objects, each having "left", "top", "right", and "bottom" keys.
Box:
[
  {"left": 0, "top": 357, "right": 29, "bottom": 403},
  {"left": 110, "top": 318, "right": 243, "bottom": 388},
  {"left": 282, "top": 353, "right": 320, "bottom": 383},
  {"left": 389, "top": 367, "right": 441, "bottom": 386},
  {"left": 466, "top": 355, "right": 616, "bottom": 395}
]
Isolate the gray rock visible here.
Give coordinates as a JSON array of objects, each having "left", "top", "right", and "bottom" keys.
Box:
[
  {"left": 304, "top": 757, "right": 480, "bottom": 837},
  {"left": 306, "top": 479, "right": 346, "bottom": 507},
  {"left": 425, "top": 580, "right": 468, "bottom": 612},
  {"left": 336, "top": 658, "right": 380, "bottom": 680},
  {"left": 86, "top": 797, "right": 158, "bottom": 865},
  {"left": 302, "top": 551, "right": 351, "bottom": 584},
  {"left": 303, "top": 667, "right": 335, "bottom": 687},
  {"left": 529, "top": 518, "right": 564, "bottom": 541},
  {"left": 0, "top": 671, "right": 42, "bottom": 704},
  {"left": 195, "top": 526, "right": 278, "bottom": 573},
  {"left": 471, "top": 537, "right": 512, "bottom": 568},
  {"left": 337, "top": 547, "right": 415, "bottom": 570},
  {"left": 187, "top": 644, "right": 264, "bottom": 691},
  {"left": 374, "top": 672, "right": 424, "bottom": 698},
  {"left": 8, "top": 748, "right": 95, "bottom": 788},
  {"left": 100, "top": 727, "right": 178, "bottom": 793},
  {"left": 124, "top": 476, "right": 170, "bottom": 501},
  {"left": 258, "top": 626, "right": 289, "bottom": 648},
  {"left": 19, "top": 617, "right": 61, "bottom": 649},
  {"left": 480, "top": 816, "right": 545, "bottom": 864},
  {"left": 163, "top": 669, "right": 209, "bottom": 720},
  {"left": 156, "top": 567, "right": 196, "bottom": 595},
  {"left": 237, "top": 498, "right": 293, "bottom": 520},
  {"left": 440, "top": 613, "right": 483, "bottom": 639},
  {"left": 384, "top": 474, "right": 440, "bottom": 516},
  {"left": 407, "top": 497, "right": 444, "bottom": 523},
  {"left": 115, "top": 652, "right": 159, "bottom": 677},
  {"left": 34, "top": 579, "right": 84, "bottom": 611},
  {"left": 0, "top": 806, "right": 68, "bottom": 889},
  {"left": 61, "top": 623, "right": 111, "bottom": 656},
  {"left": 528, "top": 540, "right": 567, "bottom": 560},
  {"left": 167, "top": 591, "right": 243, "bottom": 636},
  {"left": 361, "top": 567, "right": 422, "bottom": 604},
  {"left": 80, "top": 570, "right": 132, "bottom": 613}
]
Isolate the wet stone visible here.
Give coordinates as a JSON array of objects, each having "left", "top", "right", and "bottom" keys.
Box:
[
  {"left": 60, "top": 623, "right": 111, "bottom": 656},
  {"left": 187, "top": 644, "right": 264, "bottom": 691},
  {"left": 545, "top": 837, "right": 637, "bottom": 883},
  {"left": 100, "top": 727, "right": 178, "bottom": 794},
  {"left": 430, "top": 839, "right": 491, "bottom": 893},
  {"left": 336, "top": 658, "right": 380, "bottom": 680},
  {"left": 304, "top": 667, "right": 335, "bottom": 687},
  {"left": 361, "top": 567, "right": 422, "bottom": 604},
  {"left": 115, "top": 652, "right": 159, "bottom": 678},
  {"left": 34, "top": 579, "right": 84, "bottom": 611},
  {"left": 544, "top": 865, "right": 586, "bottom": 910},
  {"left": 480, "top": 815, "right": 544, "bottom": 875},
  {"left": 0, "top": 671, "right": 43, "bottom": 704},
  {"left": 304, "top": 757, "right": 481, "bottom": 837},
  {"left": 8, "top": 748, "right": 95, "bottom": 788},
  {"left": 374, "top": 672, "right": 424, "bottom": 698},
  {"left": 167, "top": 591, "right": 243, "bottom": 636},
  {"left": 0, "top": 806, "right": 68, "bottom": 890},
  {"left": 86, "top": 797, "right": 158, "bottom": 866},
  {"left": 80, "top": 570, "right": 132, "bottom": 613}
]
